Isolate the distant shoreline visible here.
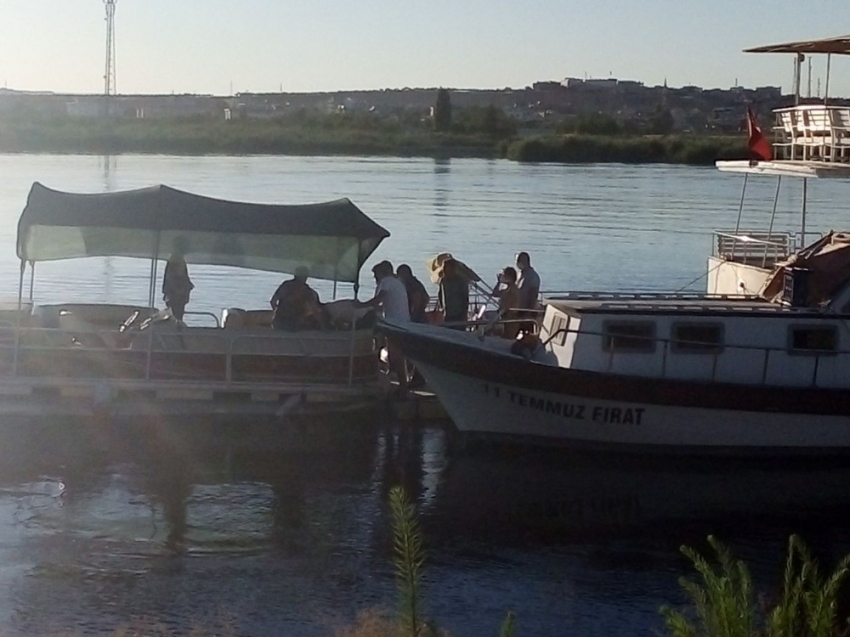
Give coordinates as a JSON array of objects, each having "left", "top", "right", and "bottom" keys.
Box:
[{"left": 0, "top": 117, "right": 749, "bottom": 165}]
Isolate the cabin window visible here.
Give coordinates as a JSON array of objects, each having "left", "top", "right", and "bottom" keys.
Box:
[
  {"left": 788, "top": 326, "right": 838, "bottom": 354},
  {"left": 671, "top": 323, "right": 724, "bottom": 353},
  {"left": 602, "top": 321, "right": 656, "bottom": 353}
]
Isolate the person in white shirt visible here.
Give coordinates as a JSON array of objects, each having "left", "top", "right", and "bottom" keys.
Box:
[{"left": 358, "top": 260, "right": 410, "bottom": 394}]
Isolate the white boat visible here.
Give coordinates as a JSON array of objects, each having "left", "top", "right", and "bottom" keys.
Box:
[
  {"left": 0, "top": 183, "right": 390, "bottom": 419},
  {"left": 380, "top": 35, "right": 850, "bottom": 455}
]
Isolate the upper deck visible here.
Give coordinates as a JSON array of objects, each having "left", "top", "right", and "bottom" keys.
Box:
[
  {"left": 544, "top": 292, "right": 840, "bottom": 317},
  {"left": 717, "top": 104, "right": 850, "bottom": 178}
]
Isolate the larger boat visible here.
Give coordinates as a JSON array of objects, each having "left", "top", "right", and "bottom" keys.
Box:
[
  {"left": 1, "top": 183, "right": 389, "bottom": 419},
  {"left": 380, "top": 34, "right": 850, "bottom": 455}
]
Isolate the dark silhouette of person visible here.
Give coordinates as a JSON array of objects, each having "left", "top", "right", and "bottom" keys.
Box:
[
  {"left": 162, "top": 250, "right": 194, "bottom": 321},
  {"left": 438, "top": 258, "right": 469, "bottom": 327},
  {"left": 396, "top": 263, "right": 430, "bottom": 323},
  {"left": 270, "top": 266, "right": 323, "bottom": 331}
]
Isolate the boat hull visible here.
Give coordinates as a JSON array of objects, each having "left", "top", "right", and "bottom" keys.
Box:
[{"left": 382, "top": 321, "right": 850, "bottom": 455}]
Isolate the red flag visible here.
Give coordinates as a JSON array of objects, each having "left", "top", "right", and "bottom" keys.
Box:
[{"left": 747, "top": 107, "right": 772, "bottom": 162}]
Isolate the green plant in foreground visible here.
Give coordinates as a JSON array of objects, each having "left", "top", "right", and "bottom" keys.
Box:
[
  {"left": 661, "top": 534, "right": 850, "bottom": 637},
  {"left": 386, "top": 486, "right": 516, "bottom": 637},
  {"left": 389, "top": 485, "right": 428, "bottom": 635}
]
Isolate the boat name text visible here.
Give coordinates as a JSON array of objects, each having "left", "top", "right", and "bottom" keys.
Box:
[{"left": 484, "top": 384, "right": 645, "bottom": 425}]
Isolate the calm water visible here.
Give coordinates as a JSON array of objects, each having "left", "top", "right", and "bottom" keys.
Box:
[{"left": 1, "top": 155, "right": 850, "bottom": 636}]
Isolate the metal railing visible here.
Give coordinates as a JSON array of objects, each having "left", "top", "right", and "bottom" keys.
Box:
[{"left": 0, "top": 324, "right": 379, "bottom": 389}]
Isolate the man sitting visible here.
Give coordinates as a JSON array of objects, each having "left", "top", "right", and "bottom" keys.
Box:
[{"left": 270, "top": 266, "right": 323, "bottom": 331}]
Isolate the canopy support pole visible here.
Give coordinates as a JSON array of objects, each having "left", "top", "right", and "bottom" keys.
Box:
[
  {"left": 13, "top": 261, "right": 25, "bottom": 378},
  {"left": 801, "top": 178, "right": 808, "bottom": 247},
  {"left": 16, "top": 261, "right": 24, "bottom": 312},
  {"left": 824, "top": 54, "right": 832, "bottom": 103},
  {"left": 794, "top": 53, "right": 803, "bottom": 105},
  {"left": 148, "top": 232, "right": 161, "bottom": 308},
  {"left": 347, "top": 272, "right": 361, "bottom": 387},
  {"left": 730, "top": 174, "right": 749, "bottom": 260},
  {"left": 28, "top": 262, "right": 35, "bottom": 301},
  {"left": 333, "top": 237, "right": 340, "bottom": 300},
  {"left": 763, "top": 176, "right": 782, "bottom": 268}
]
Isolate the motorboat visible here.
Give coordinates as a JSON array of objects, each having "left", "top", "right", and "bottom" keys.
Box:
[
  {"left": 0, "top": 183, "right": 390, "bottom": 419},
  {"left": 379, "top": 35, "right": 850, "bottom": 455}
]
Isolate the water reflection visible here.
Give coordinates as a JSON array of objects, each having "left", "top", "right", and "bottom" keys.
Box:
[
  {"left": 433, "top": 157, "right": 450, "bottom": 214},
  {"left": 2, "top": 420, "right": 850, "bottom": 636}
]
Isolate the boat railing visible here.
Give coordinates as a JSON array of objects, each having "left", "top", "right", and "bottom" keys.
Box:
[
  {"left": 712, "top": 231, "right": 794, "bottom": 268},
  {"left": 0, "top": 324, "right": 378, "bottom": 387},
  {"left": 773, "top": 105, "right": 850, "bottom": 163},
  {"left": 183, "top": 310, "right": 221, "bottom": 328},
  {"left": 542, "top": 324, "right": 840, "bottom": 388}
]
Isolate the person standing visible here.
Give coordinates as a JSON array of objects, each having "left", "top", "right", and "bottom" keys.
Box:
[
  {"left": 437, "top": 258, "right": 469, "bottom": 327},
  {"left": 515, "top": 251, "right": 541, "bottom": 334},
  {"left": 358, "top": 260, "right": 410, "bottom": 395},
  {"left": 162, "top": 251, "right": 194, "bottom": 321},
  {"left": 396, "top": 263, "right": 429, "bottom": 323},
  {"left": 515, "top": 251, "right": 541, "bottom": 311},
  {"left": 494, "top": 266, "right": 521, "bottom": 340}
]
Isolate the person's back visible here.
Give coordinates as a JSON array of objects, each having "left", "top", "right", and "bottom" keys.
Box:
[
  {"left": 376, "top": 274, "right": 410, "bottom": 322},
  {"left": 271, "top": 276, "right": 321, "bottom": 330},
  {"left": 439, "top": 261, "right": 469, "bottom": 324},
  {"left": 397, "top": 265, "right": 429, "bottom": 323},
  {"left": 162, "top": 253, "right": 194, "bottom": 321}
]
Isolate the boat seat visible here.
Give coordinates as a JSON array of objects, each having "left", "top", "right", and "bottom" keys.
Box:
[{"left": 222, "top": 308, "right": 274, "bottom": 329}]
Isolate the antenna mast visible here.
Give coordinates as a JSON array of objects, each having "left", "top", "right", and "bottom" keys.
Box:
[{"left": 104, "top": 0, "right": 117, "bottom": 96}]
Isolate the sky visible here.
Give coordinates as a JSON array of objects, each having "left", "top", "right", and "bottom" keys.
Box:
[{"left": 2, "top": 0, "right": 850, "bottom": 97}]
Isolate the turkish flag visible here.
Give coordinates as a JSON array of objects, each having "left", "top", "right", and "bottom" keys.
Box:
[{"left": 747, "top": 107, "right": 773, "bottom": 162}]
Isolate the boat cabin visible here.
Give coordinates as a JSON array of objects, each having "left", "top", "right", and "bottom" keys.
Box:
[{"left": 538, "top": 291, "right": 850, "bottom": 389}]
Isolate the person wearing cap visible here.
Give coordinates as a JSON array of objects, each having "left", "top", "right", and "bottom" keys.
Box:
[{"left": 270, "top": 266, "right": 322, "bottom": 331}]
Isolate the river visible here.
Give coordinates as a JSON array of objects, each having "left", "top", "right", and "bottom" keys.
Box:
[{"left": 1, "top": 154, "right": 850, "bottom": 636}]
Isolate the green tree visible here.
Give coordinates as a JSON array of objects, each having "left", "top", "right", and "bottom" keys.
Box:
[{"left": 434, "top": 88, "right": 452, "bottom": 132}]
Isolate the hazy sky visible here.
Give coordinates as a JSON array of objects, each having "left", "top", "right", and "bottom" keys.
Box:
[{"left": 2, "top": 0, "right": 850, "bottom": 96}]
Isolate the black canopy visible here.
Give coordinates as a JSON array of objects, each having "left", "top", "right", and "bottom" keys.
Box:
[{"left": 18, "top": 182, "right": 390, "bottom": 283}]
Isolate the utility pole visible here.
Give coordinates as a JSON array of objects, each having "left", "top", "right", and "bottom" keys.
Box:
[{"left": 104, "top": 0, "right": 117, "bottom": 96}]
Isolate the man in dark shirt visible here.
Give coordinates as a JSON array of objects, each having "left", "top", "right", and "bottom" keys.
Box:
[
  {"left": 438, "top": 258, "right": 469, "bottom": 327},
  {"left": 396, "top": 263, "right": 429, "bottom": 323},
  {"left": 516, "top": 251, "right": 541, "bottom": 334},
  {"left": 515, "top": 251, "right": 541, "bottom": 311},
  {"left": 270, "top": 266, "right": 322, "bottom": 331}
]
